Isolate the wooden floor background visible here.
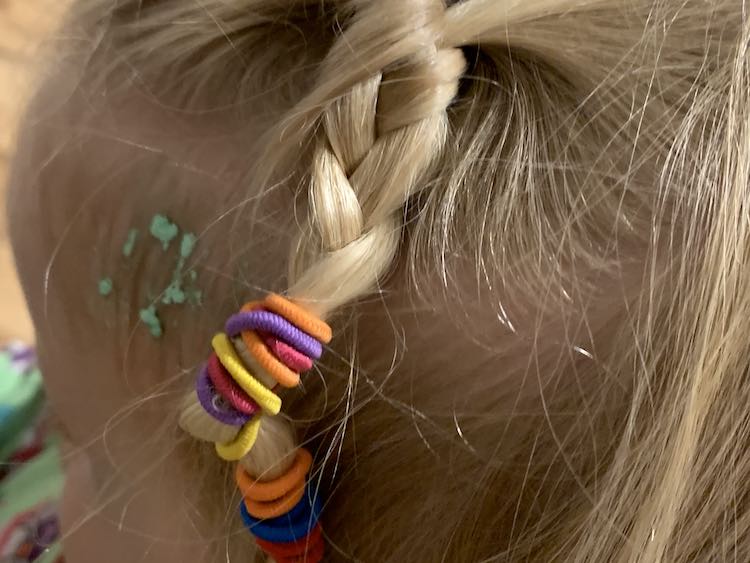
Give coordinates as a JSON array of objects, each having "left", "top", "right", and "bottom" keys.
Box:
[{"left": 0, "top": 0, "right": 68, "bottom": 341}]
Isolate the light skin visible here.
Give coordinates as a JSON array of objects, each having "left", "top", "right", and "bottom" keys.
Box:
[{"left": 7, "top": 62, "right": 289, "bottom": 561}]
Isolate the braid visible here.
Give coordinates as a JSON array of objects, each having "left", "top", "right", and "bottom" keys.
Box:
[
  {"left": 289, "top": 45, "right": 466, "bottom": 317},
  {"left": 287, "top": 5, "right": 466, "bottom": 319},
  {"left": 180, "top": 1, "right": 465, "bottom": 560}
]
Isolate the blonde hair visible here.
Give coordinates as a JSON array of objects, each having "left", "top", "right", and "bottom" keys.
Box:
[{"left": 11, "top": 0, "right": 750, "bottom": 560}]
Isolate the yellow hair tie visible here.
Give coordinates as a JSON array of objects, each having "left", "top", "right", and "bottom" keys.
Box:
[
  {"left": 215, "top": 415, "right": 263, "bottom": 461},
  {"left": 211, "top": 333, "right": 282, "bottom": 415}
]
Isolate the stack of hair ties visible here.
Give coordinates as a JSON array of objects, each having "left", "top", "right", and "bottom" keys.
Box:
[{"left": 190, "top": 293, "right": 332, "bottom": 563}]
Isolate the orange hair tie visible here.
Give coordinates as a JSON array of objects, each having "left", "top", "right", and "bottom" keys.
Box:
[
  {"left": 235, "top": 448, "right": 313, "bottom": 502},
  {"left": 241, "top": 328, "right": 300, "bottom": 389},
  {"left": 237, "top": 296, "right": 331, "bottom": 388},
  {"left": 263, "top": 294, "right": 333, "bottom": 344},
  {"left": 244, "top": 481, "right": 306, "bottom": 519}
]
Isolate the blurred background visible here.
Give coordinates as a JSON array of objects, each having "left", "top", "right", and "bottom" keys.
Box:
[
  {"left": 0, "top": 0, "right": 68, "bottom": 342},
  {"left": 1, "top": 9, "right": 70, "bottom": 561}
]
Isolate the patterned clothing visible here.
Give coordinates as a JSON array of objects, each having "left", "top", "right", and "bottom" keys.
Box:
[{"left": 0, "top": 343, "right": 63, "bottom": 563}]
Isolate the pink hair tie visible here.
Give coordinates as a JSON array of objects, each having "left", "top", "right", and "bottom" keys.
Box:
[
  {"left": 261, "top": 333, "right": 314, "bottom": 373},
  {"left": 206, "top": 353, "right": 260, "bottom": 416}
]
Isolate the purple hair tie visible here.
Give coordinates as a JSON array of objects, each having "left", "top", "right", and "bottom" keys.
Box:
[
  {"left": 225, "top": 310, "right": 323, "bottom": 360},
  {"left": 196, "top": 370, "right": 251, "bottom": 427}
]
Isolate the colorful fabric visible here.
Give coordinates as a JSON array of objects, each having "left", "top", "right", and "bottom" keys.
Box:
[{"left": 0, "top": 342, "right": 64, "bottom": 563}]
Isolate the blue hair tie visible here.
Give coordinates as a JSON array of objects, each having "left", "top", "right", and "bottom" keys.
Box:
[{"left": 240, "top": 484, "right": 322, "bottom": 543}]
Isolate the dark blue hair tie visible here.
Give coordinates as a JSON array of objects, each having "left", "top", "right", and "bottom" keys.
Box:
[{"left": 240, "top": 485, "right": 322, "bottom": 543}]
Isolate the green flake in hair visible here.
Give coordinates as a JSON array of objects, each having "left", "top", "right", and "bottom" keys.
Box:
[
  {"left": 122, "top": 228, "right": 139, "bottom": 257},
  {"left": 98, "top": 278, "right": 113, "bottom": 296},
  {"left": 139, "top": 305, "right": 163, "bottom": 338},
  {"left": 162, "top": 281, "right": 186, "bottom": 305},
  {"left": 160, "top": 232, "right": 198, "bottom": 305},
  {"left": 149, "top": 215, "right": 179, "bottom": 251},
  {"left": 180, "top": 233, "right": 197, "bottom": 258}
]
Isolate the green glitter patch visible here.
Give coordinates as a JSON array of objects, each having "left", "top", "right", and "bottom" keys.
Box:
[
  {"left": 149, "top": 214, "right": 179, "bottom": 251},
  {"left": 163, "top": 281, "right": 186, "bottom": 305},
  {"left": 138, "top": 305, "right": 163, "bottom": 338},
  {"left": 107, "top": 218, "right": 204, "bottom": 339},
  {"left": 186, "top": 270, "right": 201, "bottom": 305},
  {"left": 161, "top": 232, "right": 198, "bottom": 306},
  {"left": 98, "top": 278, "right": 113, "bottom": 296},
  {"left": 122, "top": 228, "right": 139, "bottom": 257},
  {"left": 180, "top": 233, "right": 197, "bottom": 258}
]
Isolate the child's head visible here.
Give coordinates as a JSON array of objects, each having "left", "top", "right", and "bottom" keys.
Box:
[{"left": 7, "top": 0, "right": 750, "bottom": 561}]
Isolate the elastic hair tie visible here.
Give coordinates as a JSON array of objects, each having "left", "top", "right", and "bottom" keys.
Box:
[
  {"left": 236, "top": 448, "right": 313, "bottom": 502},
  {"left": 195, "top": 369, "right": 251, "bottom": 427},
  {"left": 239, "top": 486, "right": 322, "bottom": 542},
  {"left": 180, "top": 293, "right": 330, "bottom": 561},
  {"left": 275, "top": 539, "right": 324, "bottom": 563},
  {"left": 273, "top": 541, "right": 324, "bottom": 563},
  {"left": 244, "top": 482, "right": 306, "bottom": 519},
  {"left": 255, "top": 524, "right": 324, "bottom": 558},
  {"left": 263, "top": 294, "right": 333, "bottom": 344},
  {"left": 262, "top": 539, "right": 325, "bottom": 563},
  {"left": 226, "top": 310, "right": 323, "bottom": 360},
  {"left": 262, "top": 334, "right": 314, "bottom": 373},
  {"left": 215, "top": 415, "right": 263, "bottom": 461},
  {"left": 241, "top": 330, "right": 302, "bottom": 388},
  {"left": 269, "top": 543, "right": 324, "bottom": 563},
  {"left": 211, "top": 333, "right": 281, "bottom": 415},
  {"left": 206, "top": 353, "right": 260, "bottom": 415}
]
